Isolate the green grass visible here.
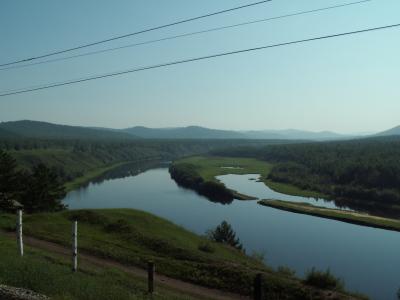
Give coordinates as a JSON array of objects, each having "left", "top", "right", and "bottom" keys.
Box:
[
  {"left": 64, "top": 161, "right": 130, "bottom": 192},
  {"left": 174, "top": 156, "right": 324, "bottom": 199},
  {"left": 0, "top": 209, "right": 362, "bottom": 299},
  {"left": 259, "top": 199, "right": 400, "bottom": 232},
  {"left": 0, "top": 234, "right": 203, "bottom": 300},
  {"left": 0, "top": 209, "right": 267, "bottom": 296}
]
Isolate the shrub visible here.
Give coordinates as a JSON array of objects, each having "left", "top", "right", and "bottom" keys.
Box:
[
  {"left": 277, "top": 266, "right": 296, "bottom": 278},
  {"left": 304, "top": 268, "right": 344, "bottom": 290},
  {"left": 104, "top": 219, "right": 131, "bottom": 233},
  {"left": 251, "top": 250, "right": 266, "bottom": 263},
  {"left": 198, "top": 242, "right": 215, "bottom": 253}
]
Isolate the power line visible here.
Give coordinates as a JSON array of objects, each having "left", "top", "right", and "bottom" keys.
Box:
[
  {"left": 0, "top": 0, "right": 272, "bottom": 68},
  {"left": 1, "top": 23, "right": 398, "bottom": 98},
  {"left": 0, "top": 0, "right": 372, "bottom": 72}
]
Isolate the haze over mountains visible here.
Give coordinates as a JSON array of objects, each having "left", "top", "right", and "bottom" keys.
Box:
[
  {"left": 0, "top": 120, "right": 398, "bottom": 140},
  {"left": 375, "top": 125, "right": 400, "bottom": 137}
]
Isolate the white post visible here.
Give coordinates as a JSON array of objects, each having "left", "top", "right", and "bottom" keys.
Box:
[
  {"left": 72, "top": 220, "right": 78, "bottom": 272},
  {"left": 16, "top": 210, "right": 23, "bottom": 256}
]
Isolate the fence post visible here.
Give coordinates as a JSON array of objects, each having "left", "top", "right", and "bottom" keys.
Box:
[
  {"left": 72, "top": 220, "right": 78, "bottom": 272},
  {"left": 16, "top": 210, "right": 23, "bottom": 256},
  {"left": 254, "top": 273, "right": 263, "bottom": 300},
  {"left": 148, "top": 261, "right": 155, "bottom": 294}
]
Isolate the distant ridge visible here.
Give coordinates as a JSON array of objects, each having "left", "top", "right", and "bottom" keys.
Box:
[
  {"left": 375, "top": 125, "right": 400, "bottom": 137},
  {"left": 0, "top": 120, "right": 137, "bottom": 140},
  {"left": 124, "top": 126, "right": 354, "bottom": 140},
  {"left": 0, "top": 120, "right": 386, "bottom": 141},
  {"left": 242, "top": 129, "right": 352, "bottom": 140},
  {"left": 123, "top": 126, "right": 246, "bottom": 139}
]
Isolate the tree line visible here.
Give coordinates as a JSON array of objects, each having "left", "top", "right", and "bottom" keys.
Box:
[
  {"left": 0, "top": 150, "right": 66, "bottom": 213},
  {"left": 212, "top": 136, "right": 400, "bottom": 217}
]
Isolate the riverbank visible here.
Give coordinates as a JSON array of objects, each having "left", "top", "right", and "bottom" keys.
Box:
[
  {"left": 259, "top": 199, "right": 400, "bottom": 232},
  {"left": 0, "top": 209, "right": 364, "bottom": 299},
  {"left": 64, "top": 161, "right": 131, "bottom": 192},
  {"left": 171, "top": 156, "right": 321, "bottom": 200}
]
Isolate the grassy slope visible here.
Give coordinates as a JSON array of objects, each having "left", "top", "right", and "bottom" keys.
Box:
[
  {"left": 0, "top": 209, "right": 360, "bottom": 299},
  {"left": 0, "top": 234, "right": 202, "bottom": 300},
  {"left": 175, "top": 156, "right": 323, "bottom": 198},
  {"left": 259, "top": 200, "right": 400, "bottom": 232}
]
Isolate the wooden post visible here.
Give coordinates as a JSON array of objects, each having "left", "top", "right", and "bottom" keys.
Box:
[
  {"left": 72, "top": 220, "right": 78, "bottom": 272},
  {"left": 254, "top": 273, "right": 263, "bottom": 300},
  {"left": 148, "top": 261, "right": 155, "bottom": 294},
  {"left": 16, "top": 210, "right": 23, "bottom": 256}
]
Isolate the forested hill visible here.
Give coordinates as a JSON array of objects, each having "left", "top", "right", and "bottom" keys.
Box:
[
  {"left": 0, "top": 128, "right": 18, "bottom": 139},
  {"left": 376, "top": 125, "right": 400, "bottom": 136},
  {"left": 212, "top": 136, "right": 400, "bottom": 217},
  {"left": 0, "top": 137, "right": 277, "bottom": 186},
  {"left": 0, "top": 120, "right": 137, "bottom": 140}
]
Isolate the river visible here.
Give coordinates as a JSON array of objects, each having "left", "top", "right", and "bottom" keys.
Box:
[{"left": 63, "top": 162, "right": 400, "bottom": 300}]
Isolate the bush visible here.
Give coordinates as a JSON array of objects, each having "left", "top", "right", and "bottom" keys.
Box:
[
  {"left": 277, "top": 266, "right": 296, "bottom": 278},
  {"left": 68, "top": 210, "right": 107, "bottom": 226},
  {"left": 304, "top": 268, "right": 344, "bottom": 290},
  {"left": 198, "top": 242, "right": 215, "bottom": 253},
  {"left": 251, "top": 250, "right": 266, "bottom": 263},
  {"left": 104, "top": 219, "right": 131, "bottom": 234}
]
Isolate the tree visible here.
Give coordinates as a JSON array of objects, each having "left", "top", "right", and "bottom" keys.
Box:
[
  {"left": 21, "top": 164, "right": 66, "bottom": 213},
  {"left": 207, "top": 221, "right": 244, "bottom": 251},
  {"left": 0, "top": 150, "right": 20, "bottom": 210}
]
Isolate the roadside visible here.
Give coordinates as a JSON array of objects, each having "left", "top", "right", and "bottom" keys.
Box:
[{"left": 1, "top": 230, "right": 246, "bottom": 300}]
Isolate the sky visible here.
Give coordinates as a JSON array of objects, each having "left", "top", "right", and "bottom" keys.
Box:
[{"left": 0, "top": 0, "right": 399, "bottom": 133}]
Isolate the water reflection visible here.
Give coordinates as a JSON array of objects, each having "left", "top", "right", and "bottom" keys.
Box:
[
  {"left": 63, "top": 167, "right": 400, "bottom": 300},
  {"left": 216, "top": 174, "right": 353, "bottom": 211}
]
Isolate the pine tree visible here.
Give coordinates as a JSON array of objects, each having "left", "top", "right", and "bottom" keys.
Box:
[
  {"left": 0, "top": 150, "right": 20, "bottom": 210},
  {"left": 21, "top": 164, "right": 66, "bottom": 213},
  {"left": 208, "top": 221, "right": 244, "bottom": 251}
]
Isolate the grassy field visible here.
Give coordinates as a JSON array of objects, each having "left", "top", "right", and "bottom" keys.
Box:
[
  {"left": 259, "top": 199, "right": 400, "bottom": 232},
  {"left": 0, "top": 209, "right": 361, "bottom": 299},
  {"left": 173, "top": 156, "right": 324, "bottom": 199},
  {"left": 0, "top": 234, "right": 203, "bottom": 300}
]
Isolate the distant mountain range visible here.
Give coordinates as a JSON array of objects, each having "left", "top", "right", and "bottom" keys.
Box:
[
  {"left": 123, "top": 126, "right": 246, "bottom": 139},
  {"left": 124, "top": 126, "right": 357, "bottom": 140},
  {"left": 241, "top": 129, "right": 351, "bottom": 140},
  {"left": 0, "top": 120, "right": 136, "bottom": 140},
  {"left": 0, "top": 120, "right": 399, "bottom": 141}
]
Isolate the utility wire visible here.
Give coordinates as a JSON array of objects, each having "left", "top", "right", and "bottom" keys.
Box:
[
  {"left": 0, "top": 0, "right": 272, "bottom": 67},
  {"left": 1, "top": 23, "right": 398, "bottom": 98},
  {"left": 0, "top": 0, "right": 372, "bottom": 72}
]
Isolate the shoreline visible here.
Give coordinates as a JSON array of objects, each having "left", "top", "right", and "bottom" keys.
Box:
[
  {"left": 259, "top": 199, "right": 400, "bottom": 232},
  {"left": 64, "top": 161, "right": 136, "bottom": 192}
]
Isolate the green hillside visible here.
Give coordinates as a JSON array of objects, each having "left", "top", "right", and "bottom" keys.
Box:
[{"left": 0, "top": 209, "right": 363, "bottom": 299}]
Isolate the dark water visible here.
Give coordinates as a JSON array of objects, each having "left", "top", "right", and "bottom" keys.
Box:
[{"left": 64, "top": 164, "right": 400, "bottom": 300}]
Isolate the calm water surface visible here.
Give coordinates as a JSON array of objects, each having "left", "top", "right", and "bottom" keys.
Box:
[{"left": 63, "top": 165, "right": 400, "bottom": 300}]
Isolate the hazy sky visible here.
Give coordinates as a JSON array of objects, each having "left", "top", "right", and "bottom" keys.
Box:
[{"left": 1, "top": 0, "right": 399, "bottom": 133}]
